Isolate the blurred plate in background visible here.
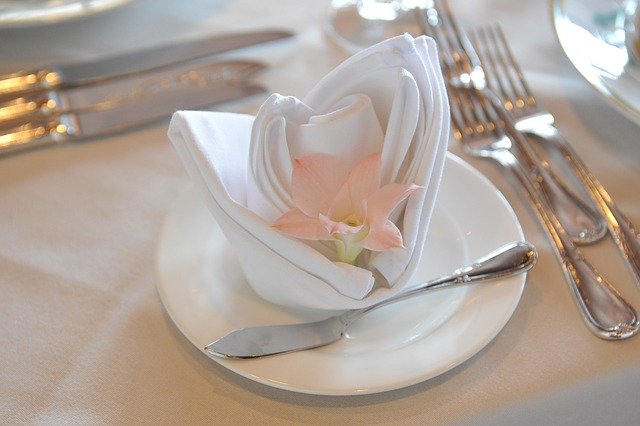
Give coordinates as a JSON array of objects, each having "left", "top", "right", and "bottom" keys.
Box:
[
  {"left": 0, "top": 0, "right": 135, "bottom": 28},
  {"left": 552, "top": 0, "right": 640, "bottom": 126}
]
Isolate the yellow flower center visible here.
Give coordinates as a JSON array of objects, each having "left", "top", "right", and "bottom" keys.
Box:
[{"left": 343, "top": 213, "right": 364, "bottom": 227}]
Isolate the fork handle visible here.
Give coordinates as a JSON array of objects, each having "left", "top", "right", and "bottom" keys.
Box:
[
  {"left": 500, "top": 148, "right": 638, "bottom": 339},
  {"left": 470, "top": 94, "right": 606, "bottom": 244},
  {"left": 523, "top": 149, "right": 606, "bottom": 244},
  {"left": 482, "top": 97, "right": 639, "bottom": 338},
  {"left": 0, "top": 69, "right": 62, "bottom": 98},
  {"left": 495, "top": 113, "right": 606, "bottom": 244},
  {"left": 520, "top": 120, "right": 640, "bottom": 289}
]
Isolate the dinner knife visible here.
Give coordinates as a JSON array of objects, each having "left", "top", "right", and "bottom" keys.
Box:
[
  {"left": 0, "top": 60, "right": 266, "bottom": 155},
  {"left": 0, "top": 29, "right": 292, "bottom": 98},
  {"left": 205, "top": 241, "right": 537, "bottom": 359}
]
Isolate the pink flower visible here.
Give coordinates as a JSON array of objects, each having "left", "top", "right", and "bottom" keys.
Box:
[{"left": 273, "top": 152, "right": 421, "bottom": 264}]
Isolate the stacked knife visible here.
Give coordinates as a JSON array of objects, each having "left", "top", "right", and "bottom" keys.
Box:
[{"left": 0, "top": 30, "right": 293, "bottom": 155}]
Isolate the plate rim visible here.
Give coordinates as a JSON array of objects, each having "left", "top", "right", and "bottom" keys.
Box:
[
  {"left": 551, "top": 0, "right": 640, "bottom": 126},
  {"left": 0, "top": 0, "right": 135, "bottom": 28}
]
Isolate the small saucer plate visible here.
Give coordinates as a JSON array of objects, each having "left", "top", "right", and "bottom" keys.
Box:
[{"left": 156, "top": 153, "right": 526, "bottom": 395}]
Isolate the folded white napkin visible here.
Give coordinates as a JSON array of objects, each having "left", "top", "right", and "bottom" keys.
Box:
[{"left": 168, "top": 34, "right": 450, "bottom": 310}]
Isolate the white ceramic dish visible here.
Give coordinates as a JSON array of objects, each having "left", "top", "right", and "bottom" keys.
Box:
[
  {"left": 552, "top": 0, "right": 640, "bottom": 126},
  {"left": 0, "top": 0, "right": 134, "bottom": 28},
  {"left": 156, "top": 153, "right": 526, "bottom": 395}
]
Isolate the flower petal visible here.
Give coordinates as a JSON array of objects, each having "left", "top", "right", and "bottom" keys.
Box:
[
  {"left": 359, "top": 219, "right": 404, "bottom": 251},
  {"left": 329, "top": 152, "right": 381, "bottom": 221},
  {"left": 291, "top": 154, "right": 349, "bottom": 217},
  {"left": 365, "top": 183, "right": 421, "bottom": 223},
  {"left": 273, "top": 209, "right": 333, "bottom": 240},
  {"left": 358, "top": 183, "right": 421, "bottom": 251}
]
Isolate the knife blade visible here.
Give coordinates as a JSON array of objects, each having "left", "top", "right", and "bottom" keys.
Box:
[
  {"left": 0, "top": 60, "right": 266, "bottom": 155},
  {"left": 205, "top": 241, "right": 537, "bottom": 359},
  {"left": 0, "top": 29, "right": 292, "bottom": 97},
  {"left": 208, "top": 317, "right": 348, "bottom": 359}
]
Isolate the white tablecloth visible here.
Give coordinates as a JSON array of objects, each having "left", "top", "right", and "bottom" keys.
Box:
[{"left": 2, "top": 0, "right": 640, "bottom": 424}]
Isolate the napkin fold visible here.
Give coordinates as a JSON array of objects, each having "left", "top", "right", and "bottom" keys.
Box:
[{"left": 168, "top": 34, "right": 450, "bottom": 310}]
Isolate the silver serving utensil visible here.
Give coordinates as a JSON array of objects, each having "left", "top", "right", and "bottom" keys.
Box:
[
  {"left": 205, "top": 241, "right": 537, "bottom": 359},
  {"left": 0, "top": 29, "right": 292, "bottom": 98},
  {"left": 471, "top": 24, "right": 640, "bottom": 291},
  {"left": 419, "top": 0, "right": 606, "bottom": 245},
  {"left": 0, "top": 60, "right": 266, "bottom": 155},
  {"left": 429, "top": 0, "right": 639, "bottom": 340},
  {"left": 447, "top": 81, "right": 639, "bottom": 340}
]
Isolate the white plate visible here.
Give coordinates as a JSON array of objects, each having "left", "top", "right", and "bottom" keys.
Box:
[
  {"left": 0, "top": 0, "right": 135, "bottom": 28},
  {"left": 156, "top": 153, "right": 526, "bottom": 395},
  {"left": 552, "top": 0, "right": 640, "bottom": 126}
]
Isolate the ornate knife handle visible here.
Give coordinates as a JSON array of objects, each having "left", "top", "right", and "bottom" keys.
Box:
[
  {"left": 0, "top": 91, "right": 64, "bottom": 128},
  {"left": 0, "top": 116, "right": 74, "bottom": 156},
  {"left": 0, "top": 69, "right": 62, "bottom": 98}
]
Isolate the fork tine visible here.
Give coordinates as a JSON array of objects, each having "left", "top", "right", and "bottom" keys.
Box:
[
  {"left": 435, "top": 0, "right": 481, "bottom": 70},
  {"left": 420, "top": 2, "right": 458, "bottom": 75},
  {"left": 451, "top": 87, "right": 482, "bottom": 140},
  {"left": 420, "top": 0, "right": 475, "bottom": 76},
  {"left": 447, "top": 87, "right": 467, "bottom": 140},
  {"left": 421, "top": 0, "right": 497, "bottom": 141},
  {"left": 447, "top": 79, "right": 496, "bottom": 143},
  {"left": 470, "top": 27, "right": 516, "bottom": 111},
  {"left": 484, "top": 25, "right": 536, "bottom": 111}
]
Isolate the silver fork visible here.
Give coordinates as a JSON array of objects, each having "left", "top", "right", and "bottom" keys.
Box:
[
  {"left": 419, "top": 0, "right": 606, "bottom": 245},
  {"left": 424, "top": 0, "right": 638, "bottom": 339},
  {"left": 472, "top": 24, "right": 640, "bottom": 289},
  {"left": 446, "top": 72, "right": 638, "bottom": 339}
]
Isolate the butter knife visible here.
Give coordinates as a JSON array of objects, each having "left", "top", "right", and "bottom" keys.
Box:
[
  {"left": 205, "top": 241, "right": 537, "bottom": 359},
  {"left": 0, "top": 29, "right": 292, "bottom": 98},
  {"left": 0, "top": 60, "right": 265, "bottom": 155}
]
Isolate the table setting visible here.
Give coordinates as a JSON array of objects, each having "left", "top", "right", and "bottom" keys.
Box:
[{"left": 3, "top": 0, "right": 640, "bottom": 424}]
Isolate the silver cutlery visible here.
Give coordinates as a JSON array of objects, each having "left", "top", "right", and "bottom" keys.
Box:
[
  {"left": 0, "top": 60, "right": 265, "bottom": 155},
  {"left": 447, "top": 82, "right": 638, "bottom": 340},
  {"left": 0, "top": 59, "right": 263, "bottom": 128},
  {"left": 419, "top": 0, "right": 606, "bottom": 245},
  {"left": 471, "top": 24, "right": 640, "bottom": 290},
  {"left": 427, "top": 0, "right": 639, "bottom": 339},
  {"left": 0, "top": 29, "right": 292, "bottom": 99},
  {"left": 205, "top": 241, "right": 537, "bottom": 359}
]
